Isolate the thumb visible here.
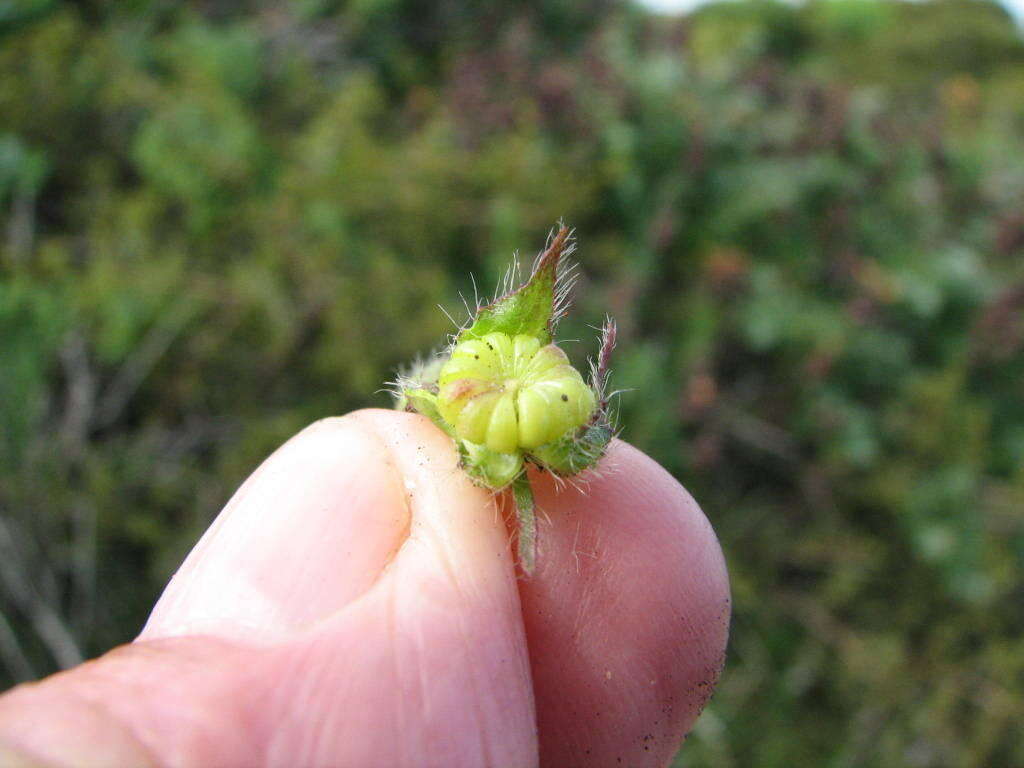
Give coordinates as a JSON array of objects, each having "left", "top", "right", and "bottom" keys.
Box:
[{"left": 0, "top": 411, "right": 537, "bottom": 767}]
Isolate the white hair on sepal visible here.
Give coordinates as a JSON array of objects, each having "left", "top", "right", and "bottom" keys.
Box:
[
  {"left": 496, "top": 250, "right": 524, "bottom": 303},
  {"left": 533, "top": 222, "right": 579, "bottom": 329},
  {"left": 436, "top": 302, "right": 463, "bottom": 333},
  {"left": 469, "top": 272, "right": 481, "bottom": 313},
  {"left": 585, "top": 316, "right": 623, "bottom": 425},
  {"left": 531, "top": 221, "right": 576, "bottom": 274},
  {"left": 384, "top": 348, "right": 448, "bottom": 407},
  {"left": 552, "top": 258, "right": 579, "bottom": 329},
  {"left": 437, "top": 295, "right": 474, "bottom": 356}
]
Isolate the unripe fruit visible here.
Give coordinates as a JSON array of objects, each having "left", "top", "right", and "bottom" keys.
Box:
[{"left": 437, "top": 332, "right": 596, "bottom": 454}]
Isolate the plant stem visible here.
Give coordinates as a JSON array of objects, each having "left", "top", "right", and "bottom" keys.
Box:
[{"left": 512, "top": 474, "right": 536, "bottom": 576}]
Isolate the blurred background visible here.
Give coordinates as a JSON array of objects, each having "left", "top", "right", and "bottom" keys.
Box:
[{"left": 2, "top": 0, "right": 1023, "bottom": 764}]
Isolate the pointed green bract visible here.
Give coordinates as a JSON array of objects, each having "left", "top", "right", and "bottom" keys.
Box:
[{"left": 457, "top": 228, "right": 567, "bottom": 346}]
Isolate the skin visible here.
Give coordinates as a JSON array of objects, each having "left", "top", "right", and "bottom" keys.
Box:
[{"left": 0, "top": 409, "right": 730, "bottom": 767}]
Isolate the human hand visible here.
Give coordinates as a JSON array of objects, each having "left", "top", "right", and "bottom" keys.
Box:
[{"left": 0, "top": 409, "right": 730, "bottom": 767}]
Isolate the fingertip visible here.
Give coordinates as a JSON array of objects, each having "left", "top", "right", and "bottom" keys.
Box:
[{"left": 521, "top": 439, "right": 731, "bottom": 766}]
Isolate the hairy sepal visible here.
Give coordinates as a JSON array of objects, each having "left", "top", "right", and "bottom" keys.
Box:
[
  {"left": 460, "top": 441, "right": 524, "bottom": 489},
  {"left": 530, "top": 422, "right": 613, "bottom": 476},
  {"left": 403, "top": 389, "right": 455, "bottom": 439},
  {"left": 457, "top": 227, "right": 569, "bottom": 346}
]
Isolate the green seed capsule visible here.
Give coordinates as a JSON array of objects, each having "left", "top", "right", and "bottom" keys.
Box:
[{"left": 437, "top": 331, "right": 596, "bottom": 454}]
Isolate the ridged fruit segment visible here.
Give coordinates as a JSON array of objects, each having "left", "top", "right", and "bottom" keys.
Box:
[{"left": 437, "top": 331, "right": 595, "bottom": 454}]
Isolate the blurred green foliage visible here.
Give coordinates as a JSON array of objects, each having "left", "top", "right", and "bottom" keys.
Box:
[{"left": 1, "top": 0, "right": 1023, "bottom": 764}]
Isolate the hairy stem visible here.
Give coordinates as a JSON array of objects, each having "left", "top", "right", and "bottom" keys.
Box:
[{"left": 511, "top": 475, "right": 536, "bottom": 576}]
